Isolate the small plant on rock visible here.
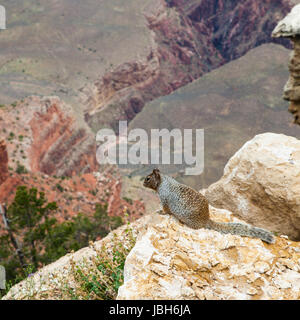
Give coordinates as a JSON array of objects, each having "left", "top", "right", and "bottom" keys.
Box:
[{"left": 67, "top": 216, "right": 135, "bottom": 300}]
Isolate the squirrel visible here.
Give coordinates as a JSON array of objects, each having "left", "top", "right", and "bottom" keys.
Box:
[{"left": 143, "top": 168, "right": 274, "bottom": 244}]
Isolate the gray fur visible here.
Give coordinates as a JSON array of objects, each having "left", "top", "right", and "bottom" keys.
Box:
[{"left": 144, "top": 169, "right": 275, "bottom": 244}]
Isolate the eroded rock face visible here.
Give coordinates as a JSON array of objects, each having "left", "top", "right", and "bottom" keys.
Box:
[
  {"left": 0, "top": 140, "right": 8, "bottom": 185},
  {"left": 82, "top": 0, "right": 293, "bottom": 132},
  {"left": 171, "top": 0, "right": 293, "bottom": 60},
  {"left": 117, "top": 209, "right": 300, "bottom": 300},
  {"left": 129, "top": 43, "right": 300, "bottom": 189},
  {"left": 81, "top": 0, "right": 212, "bottom": 132},
  {"left": 0, "top": 96, "right": 98, "bottom": 176},
  {"left": 272, "top": 4, "right": 300, "bottom": 124},
  {"left": 205, "top": 133, "right": 300, "bottom": 241}
]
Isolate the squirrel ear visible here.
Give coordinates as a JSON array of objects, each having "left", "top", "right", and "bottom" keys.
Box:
[{"left": 153, "top": 168, "right": 160, "bottom": 177}]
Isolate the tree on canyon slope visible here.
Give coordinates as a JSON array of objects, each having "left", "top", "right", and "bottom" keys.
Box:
[{"left": 0, "top": 186, "right": 123, "bottom": 288}]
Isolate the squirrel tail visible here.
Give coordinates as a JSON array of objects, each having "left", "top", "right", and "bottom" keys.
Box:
[{"left": 205, "top": 219, "right": 275, "bottom": 244}]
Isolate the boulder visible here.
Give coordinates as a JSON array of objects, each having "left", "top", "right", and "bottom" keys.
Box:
[
  {"left": 205, "top": 133, "right": 300, "bottom": 240},
  {"left": 118, "top": 209, "right": 300, "bottom": 300}
]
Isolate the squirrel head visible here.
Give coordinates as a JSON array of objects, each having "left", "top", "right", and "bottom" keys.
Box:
[{"left": 143, "top": 168, "right": 161, "bottom": 191}]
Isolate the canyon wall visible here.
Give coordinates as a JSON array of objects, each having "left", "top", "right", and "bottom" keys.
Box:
[
  {"left": 0, "top": 96, "right": 146, "bottom": 225},
  {"left": 0, "top": 169, "right": 144, "bottom": 223},
  {"left": 128, "top": 43, "right": 300, "bottom": 188},
  {"left": 81, "top": 0, "right": 294, "bottom": 133},
  {"left": 0, "top": 96, "right": 98, "bottom": 177}
]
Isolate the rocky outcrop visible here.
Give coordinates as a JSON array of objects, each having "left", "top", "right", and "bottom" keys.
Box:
[
  {"left": 118, "top": 210, "right": 300, "bottom": 300},
  {"left": 0, "top": 96, "right": 98, "bottom": 177},
  {"left": 272, "top": 4, "right": 300, "bottom": 124},
  {"left": 81, "top": 0, "right": 294, "bottom": 132},
  {"left": 4, "top": 208, "right": 300, "bottom": 300},
  {"left": 205, "top": 133, "right": 300, "bottom": 241},
  {"left": 0, "top": 140, "right": 8, "bottom": 185},
  {"left": 272, "top": 3, "right": 300, "bottom": 37}
]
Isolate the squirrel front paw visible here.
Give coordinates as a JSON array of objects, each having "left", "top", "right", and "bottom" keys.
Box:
[{"left": 155, "top": 208, "right": 168, "bottom": 215}]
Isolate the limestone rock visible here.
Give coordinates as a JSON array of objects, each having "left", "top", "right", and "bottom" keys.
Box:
[
  {"left": 272, "top": 4, "right": 300, "bottom": 38},
  {"left": 272, "top": 4, "right": 300, "bottom": 124},
  {"left": 117, "top": 209, "right": 300, "bottom": 300},
  {"left": 205, "top": 133, "right": 300, "bottom": 241},
  {"left": 3, "top": 206, "right": 300, "bottom": 300}
]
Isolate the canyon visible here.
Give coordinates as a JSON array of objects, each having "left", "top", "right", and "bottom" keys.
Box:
[
  {"left": 2, "top": 0, "right": 300, "bottom": 300},
  {"left": 0, "top": 0, "right": 299, "bottom": 235},
  {"left": 0, "top": 1, "right": 297, "bottom": 180},
  {"left": 0, "top": 96, "right": 97, "bottom": 177},
  {"left": 81, "top": 0, "right": 295, "bottom": 132},
  {"left": 129, "top": 43, "right": 300, "bottom": 188},
  {"left": 0, "top": 97, "right": 145, "bottom": 230},
  {"left": 0, "top": 1, "right": 296, "bottom": 129},
  {"left": 0, "top": 0, "right": 297, "bottom": 215}
]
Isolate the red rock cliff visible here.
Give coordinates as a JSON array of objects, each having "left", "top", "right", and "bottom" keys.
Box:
[{"left": 0, "top": 96, "right": 98, "bottom": 177}]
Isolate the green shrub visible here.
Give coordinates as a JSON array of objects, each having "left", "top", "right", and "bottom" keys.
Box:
[
  {"left": 8, "top": 132, "right": 15, "bottom": 141},
  {"left": 16, "top": 164, "right": 28, "bottom": 174},
  {"left": 0, "top": 265, "right": 35, "bottom": 299},
  {"left": 68, "top": 223, "right": 135, "bottom": 300},
  {"left": 123, "top": 197, "right": 133, "bottom": 205},
  {"left": 0, "top": 182, "right": 129, "bottom": 300},
  {"left": 89, "top": 189, "right": 97, "bottom": 196},
  {"left": 56, "top": 183, "right": 64, "bottom": 192}
]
